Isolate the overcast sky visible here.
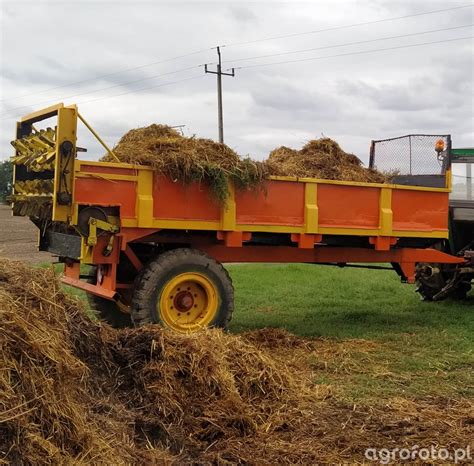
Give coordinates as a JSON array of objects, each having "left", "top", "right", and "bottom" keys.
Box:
[{"left": 0, "top": 0, "right": 472, "bottom": 167}]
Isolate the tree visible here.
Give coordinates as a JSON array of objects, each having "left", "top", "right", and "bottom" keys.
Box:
[{"left": 0, "top": 160, "right": 13, "bottom": 202}]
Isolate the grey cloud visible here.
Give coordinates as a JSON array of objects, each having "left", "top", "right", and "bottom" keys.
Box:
[
  {"left": 337, "top": 78, "right": 438, "bottom": 112},
  {"left": 0, "top": 0, "right": 472, "bottom": 162},
  {"left": 337, "top": 65, "right": 472, "bottom": 115},
  {"left": 38, "top": 56, "right": 69, "bottom": 73},
  {"left": 352, "top": 0, "right": 473, "bottom": 35},
  {"left": 228, "top": 6, "right": 258, "bottom": 24},
  {"left": 1, "top": 53, "right": 198, "bottom": 91},
  {"left": 250, "top": 77, "right": 341, "bottom": 116},
  {"left": 366, "top": 0, "right": 469, "bottom": 18}
]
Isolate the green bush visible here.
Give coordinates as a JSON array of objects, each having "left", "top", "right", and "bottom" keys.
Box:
[{"left": 0, "top": 160, "right": 13, "bottom": 202}]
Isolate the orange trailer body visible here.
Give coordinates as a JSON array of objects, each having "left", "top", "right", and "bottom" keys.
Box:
[
  {"left": 73, "top": 160, "right": 450, "bottom": 241},
  {"left": 58, "top": 158, "right": 463, "bottom": 300}
]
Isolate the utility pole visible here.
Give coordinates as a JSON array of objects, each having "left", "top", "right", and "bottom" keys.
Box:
[{"left": 205, "top": 46, "right": 235, "bottom": 144}]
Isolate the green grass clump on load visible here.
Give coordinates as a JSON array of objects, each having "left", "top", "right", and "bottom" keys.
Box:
[{"left": 102, "top": 124, "right": 267, "bottom": 203}]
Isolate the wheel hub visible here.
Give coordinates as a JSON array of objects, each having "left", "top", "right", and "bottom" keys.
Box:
[
  {"left": 173, "top": 291, "right": 194, "bottom": 311},
  {"left": 159, "top": 272, "right": 218, "bottom": 332}
]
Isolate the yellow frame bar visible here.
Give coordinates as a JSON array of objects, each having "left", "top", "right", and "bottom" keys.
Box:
[{"left": 20, "top": 103, "right": 65, "bottom": 122}]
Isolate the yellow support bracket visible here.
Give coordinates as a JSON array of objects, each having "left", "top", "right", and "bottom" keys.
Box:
[
  {"left": 136, "top": 170, "right": 154, "bottom": 227},
  {"left": 221, "top": 182, "right": 236, "bottom": 231},
  {"left": 77, "top": 112, "right": 120, "bottom": 162},
  {"left": 304, "top": 183, "right": 319, "bottom": 234},
  {"left": 379, "top": 188, "right": 393, "bottom": 236},
  {"left": 87, "top": 217, "right": 119, "bottom": 246}
]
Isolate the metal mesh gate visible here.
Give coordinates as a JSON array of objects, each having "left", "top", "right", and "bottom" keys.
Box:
[{"left": 369, "top": 134, "right": 451, "bottom": 176}]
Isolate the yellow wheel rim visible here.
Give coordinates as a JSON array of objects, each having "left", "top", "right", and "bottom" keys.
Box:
[{"left": 159, "top": 272, "right": 218, "bottom": 332}]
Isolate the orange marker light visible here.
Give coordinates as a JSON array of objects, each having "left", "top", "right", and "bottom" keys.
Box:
[{"left": 435, "top": 139, "right": 445, "bottom": 153}]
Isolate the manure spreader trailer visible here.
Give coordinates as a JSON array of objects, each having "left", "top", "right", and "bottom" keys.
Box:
[{"left": 8, "top": 104, "right": 474, "bottom": 332}]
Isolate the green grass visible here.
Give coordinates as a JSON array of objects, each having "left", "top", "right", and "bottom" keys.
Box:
[
  {"left": 41, "top": 263, "right": 91, "bottom": 306},
  {"left": 226, "top": 263, "right": 474, "bottom": 401},
  {"left": 55, "top": 262, "right": 473, "bottom": 402},
  {"left": 227, "top": 263, "right": 472, "bottom": 340}
]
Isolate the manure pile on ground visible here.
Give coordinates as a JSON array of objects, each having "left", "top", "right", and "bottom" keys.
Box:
[
  {"left": 105, "top": 125, "right": 387, "bottom": 202},
  {"left": 0, "top": 259, "right": 320, "bottom": 464},
  {"left": 1, "top": 259, "right": 471, "bottom": 464}
]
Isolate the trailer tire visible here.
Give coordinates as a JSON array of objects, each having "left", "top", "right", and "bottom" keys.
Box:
[
  {"left": 87, "top": 267, "right": 133, "bottom": 328},
  {"left": 131, "top": 248, "right": 234, "bottom": 332}
]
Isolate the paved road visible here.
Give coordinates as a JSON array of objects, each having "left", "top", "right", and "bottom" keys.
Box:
[{"left": 0, "top": 203, "right": 54, "bottom": 264}]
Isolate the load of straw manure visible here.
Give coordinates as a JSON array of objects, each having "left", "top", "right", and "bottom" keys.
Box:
[
  {"left": 102, "top": 124, "right": 267, "bottom": 203},
  {"left": 1, "top": 259, "right": 471, "bottom": 464},
  {"left": 266, "top": 138, "right": 387, "bottom": 183},
  {"left": 104, "top": 125, "right": 386, "bottom": 203}
]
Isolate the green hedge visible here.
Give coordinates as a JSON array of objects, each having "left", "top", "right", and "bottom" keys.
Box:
[{"left": 0, "top": 160, "right": 13, "bottom": 202}]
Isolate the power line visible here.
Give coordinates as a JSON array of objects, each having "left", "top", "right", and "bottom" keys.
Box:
[
  {"left": 0, "top": 75, "right": 206, "bottom": 121},
  {"left": 225, "top": 24, "right": 473, "bottom": 65},
  {"left": 2, "top": 36, "right": 470, "bottom": 121},
  {"left": 77, "top": 74, "right": 206, "bottom": 106},
  {"left": 1, "top": 4, "right": 471, "bottom": 106},
  {"left": 0, "top": 48, "right": 212, "bottom": 103},
  {"left": 221, "top": 4, "right": 473, "bottom": 48},
  {"left": 229, "top": 35, "right": 473, "bottom": 71},
  {"left": 0, "top": 65, "right": 202, "bottom": 118}
]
